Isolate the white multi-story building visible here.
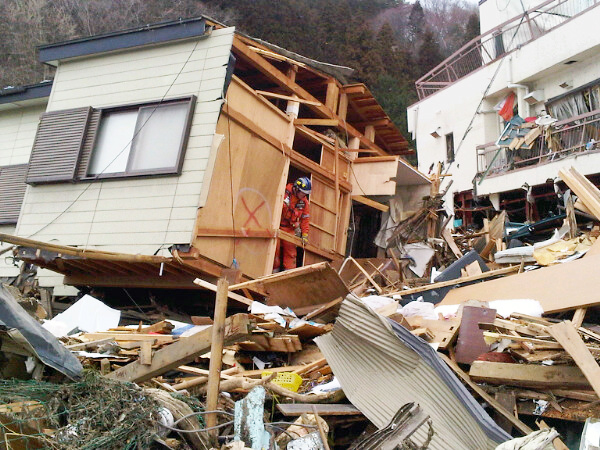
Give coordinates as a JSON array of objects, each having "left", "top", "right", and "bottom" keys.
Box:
[{"left": 408, "top": 0, "right": 600, "bottom": 226}]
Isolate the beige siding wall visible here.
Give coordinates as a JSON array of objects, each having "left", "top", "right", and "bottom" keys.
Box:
[
  {"left": 0, "top": 104, "right": 45, "bottom": 166},
  {"left": 17, "top": 27, "right": 234, "bottom": 261},
  {"left": 0, "top": 104, "right": 46, "bottom": 278}
]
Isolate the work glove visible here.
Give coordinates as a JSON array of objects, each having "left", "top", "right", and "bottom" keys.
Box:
[
  {"left": 301, "top": 233, "right": 308, "bottom": 245},
  {"left": 294, "top": 227, "right": 302, "bottom": 237}
]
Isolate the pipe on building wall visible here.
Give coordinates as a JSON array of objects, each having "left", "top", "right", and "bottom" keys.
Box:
[{"left": 507, "top": 82, "right": 530, "bottom": 118}]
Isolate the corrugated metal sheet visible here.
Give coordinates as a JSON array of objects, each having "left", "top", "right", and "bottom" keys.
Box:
[
  {"left": 0, "top": 164, "right": 28, "bottom": 224},
  {"left": 315, "top": 295, "right": 511, "bottom": 450},
  {"left": 26, "top": 107, "right": 91, "bottom": 184}
]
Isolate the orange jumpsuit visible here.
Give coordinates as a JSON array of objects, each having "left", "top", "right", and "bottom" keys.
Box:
[{"left": 273, "top": 183, "right": 310, "bottom": 270}]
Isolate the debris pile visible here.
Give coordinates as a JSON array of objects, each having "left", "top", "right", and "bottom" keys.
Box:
[{"left": 5, "top": 166, "right": 600, "bottom": 448}]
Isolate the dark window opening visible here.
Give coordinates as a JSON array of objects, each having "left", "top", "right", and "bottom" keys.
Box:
[
  {"left": 292, "top": 130, "right": 322, "bottom": 164},
  {"left": 446, "top": 132, "right": 455, "bottom": 163},
  {"left": 347, "top": 203, "right": 381, "bottom": 258}
]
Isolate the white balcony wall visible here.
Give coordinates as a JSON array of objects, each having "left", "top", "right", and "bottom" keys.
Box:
[{"left": 409, "top": 4, "right": 600, "bottom": 213}]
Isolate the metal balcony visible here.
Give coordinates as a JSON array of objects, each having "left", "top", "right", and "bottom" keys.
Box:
[
  {"left": 415, "top": 0, "right": 600, "bottom": 100},
  {"left": 477, "top": 109, "right": 600, "bottom": 177}
]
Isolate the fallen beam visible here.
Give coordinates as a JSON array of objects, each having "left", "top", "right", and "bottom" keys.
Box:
[
  {"left": 469, "top": 361, "right": 590, "bottom": 390},
  {"left": 107, "top": 314, "right": 253, "bottom": 383}
]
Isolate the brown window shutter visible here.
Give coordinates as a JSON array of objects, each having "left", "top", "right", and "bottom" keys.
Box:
[
  {"left": 26, "top": 107, "right": 92, "bottom": 184},
  {"left": 76, "top": 108, "right": 101, "bottom": 180},
  {"left": 0, "top": 164, "right": 28, "bottom": 224}
]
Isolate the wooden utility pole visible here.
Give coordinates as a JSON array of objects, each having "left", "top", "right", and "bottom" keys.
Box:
[{"left": 205, "top": 278, "right": 229, "bottom": 442}]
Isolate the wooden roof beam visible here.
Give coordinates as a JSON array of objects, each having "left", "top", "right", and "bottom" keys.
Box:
[
  {"left": 232, "top": 36, "right": 331, "bottom": 118},
  {"left": 232, "top": 37, "right": 397, "bottom": 156}
]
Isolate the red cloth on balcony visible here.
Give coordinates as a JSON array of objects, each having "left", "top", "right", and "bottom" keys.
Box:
[{"left": 498, "top": 91, "right": 516, "bottom": 121}]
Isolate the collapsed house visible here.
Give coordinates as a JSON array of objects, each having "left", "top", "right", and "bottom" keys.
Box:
[
  {"left": 407, "top": 0, "right": 600, "bottom": 228},
  {"left": 0, "top": 17, "right": 430, "bottom": 302}
]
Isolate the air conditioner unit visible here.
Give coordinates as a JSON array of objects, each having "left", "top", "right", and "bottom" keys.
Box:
[{"left": 524, "top": 90, "right": 544, "bottom": 105}]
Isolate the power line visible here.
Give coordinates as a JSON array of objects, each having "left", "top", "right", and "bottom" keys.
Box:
[
  {"left": 27, "top": 30, "right": 211, "bottom": 243},
  {"left": 439, "top": 13, "right": 527, "bottom": 192}
]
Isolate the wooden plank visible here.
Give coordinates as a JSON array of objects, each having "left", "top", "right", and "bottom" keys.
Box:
[
  {"left": 65, "top": 338, "right": 114, "bottom": 350},
  {"left": 469, "top": 361, "right": 590, "bottom": 390},
  {"left": 547, "top": 320, "right": 600, "bottom": 398},
  {"left": 572, "top": 308, "right": 587, "bottom": 328},
  {"left": 312, "top": 405, "right": 331, "bottom": 450},
  {"left": 107, "top": 314, "right": 252, "bottom": 383},
  {"left": 440, "top": 253, "right": 600, "bottom": 313},
  {"left": 442, "top": 227, "right": 463, "bottom": 259},
  {"left": 81, "top": 333, "right": 174, "bottom": 343},
  {"left": 139, "top": 341, "right": 152, "bottom": 366},
  {"left": 231, "top": 262, "right": 348, "bottom": 310},
  {"left": 229, "top": 262, "right": 330, "bottom": 290},
  {"left": 255, "top": 90, "right": 321, "bottom": 106},
  {"left": 349, "top": 157, "right": 399, "bottom": 196},
  {"left": 294, "top": 119, "right": 339, "bottom": 126},
  {"left": 439, "top": 354, "right": 533, "bottom": 435},
  {"left": 559, "top": 167, "right": 600, "bottom": 220},
  {"left": 388, "top": 265, "right": 519, "bottom": 297},
  {"left": 349, "top": 256, "right": 382, "bottom": 294},
  {"left": 194, "top": 278, "right": 253, "bottom": 306},
  {"left": 463, "top": 260, "right": 482, "bottom": 277},
  {"left": 352, "top": 195, "right": 389, "bottom": 212},
  {"left": 277, "top": 403, "right": 361, "bottom": 416},
  {"left": 404, "top": 316, "right": 459, "bottom": 350},
  {"left": 482, "top": 332, "right": 563, "bottom": 348},
  {"left": 301, "top": 296, "right": 344, "bottom": 321},
  {"left": 493, "top": 391, "right": 516, "bottom": 433},
  {"left": 141, "top": 320, "right": 174, "bottom": 334},
  {"left": 206, "top": 279, "right": 229, "bottom": 437}
]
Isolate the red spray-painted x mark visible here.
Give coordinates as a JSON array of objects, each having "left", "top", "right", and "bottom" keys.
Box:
[{"left": 241, "top": 196, "right": 266, "bottom": 228}]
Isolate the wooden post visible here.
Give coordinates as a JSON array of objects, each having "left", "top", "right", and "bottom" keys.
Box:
[
  {"left": 312, "top": 405, "right": 331, "bottom": 450},
  {"left": 205, "top": 278, "right": 230, "bottom": 442},
  {"left": 364, "top": 125, "right": 375, "bottom": 143},
  {"left": 334, "top": 141, "right": 340, "bottom": 245}
]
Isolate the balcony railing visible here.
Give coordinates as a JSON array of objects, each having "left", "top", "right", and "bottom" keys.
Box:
[
  {"left": 477, "top": 110, "right": 600, "bottom": 177},
  {"left": 415, "top": 0, "right": 600, "bottom": 100}
]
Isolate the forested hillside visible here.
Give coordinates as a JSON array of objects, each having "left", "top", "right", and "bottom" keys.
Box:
[{"left": 0, "top": 0, "right": 478, "bottom": 144}]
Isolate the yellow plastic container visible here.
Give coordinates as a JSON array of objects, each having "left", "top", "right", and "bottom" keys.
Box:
[{"left": 261, "top": 371, "right": 303, "bottom": 392}]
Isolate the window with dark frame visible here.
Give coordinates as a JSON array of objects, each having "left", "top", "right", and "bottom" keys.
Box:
[
  {"left": 446, "top": 132, "right": 455, "bottom": 163},
  {"left": 87, "top": 98, "right": 195, "bottom": 179},
  {"left": 26, "top": 96, "right": 196, "bottom": 185}
]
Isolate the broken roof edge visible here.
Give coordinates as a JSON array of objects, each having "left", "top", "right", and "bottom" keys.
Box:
[
  {"left": 38, "top": 17, "right": 211, "bottom": 66},
  {"left": 241, "top": 35, "right": 355, "bottom": 84},
  {"left": 0, "top": 81, "right": 53, "bottom": 104}
]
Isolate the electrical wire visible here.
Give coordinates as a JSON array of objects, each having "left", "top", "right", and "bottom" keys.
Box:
[
  {"left": 172, "top": 411, "right": 234, "bottom": 426},
  {"left": 439, "top": 13, "right": 528, "bottom": 192},
  {"left": 263, "top": 425, "right": 297, "bottom": 440},
  {"left": 122, "top": 288, "right": 150, "bottom": 321},
  {"left": 265, "top": 422, "right": 317, "bottom": 429},
  {"left": 225, "top": 98, "right": 238, "bottom": 264},
  {"left": 158, "top": 420, "right": 234, "bottom": 433},
  {"left": 27, "top": 29, "right": 210, "bottom": 242}
]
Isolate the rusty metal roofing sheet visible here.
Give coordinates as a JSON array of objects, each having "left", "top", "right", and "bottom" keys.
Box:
[{"left": 315, "top": 295, "right": 511, "bottom": 449}]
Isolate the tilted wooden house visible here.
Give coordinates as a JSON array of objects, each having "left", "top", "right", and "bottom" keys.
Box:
[{"left": 0, "top": 17, "right": 429, "bottom": 294}]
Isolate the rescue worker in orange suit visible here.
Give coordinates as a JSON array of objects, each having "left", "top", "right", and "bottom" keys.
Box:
[{"left": 273, "top": 177, "right": 311, "bottom": 271}]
